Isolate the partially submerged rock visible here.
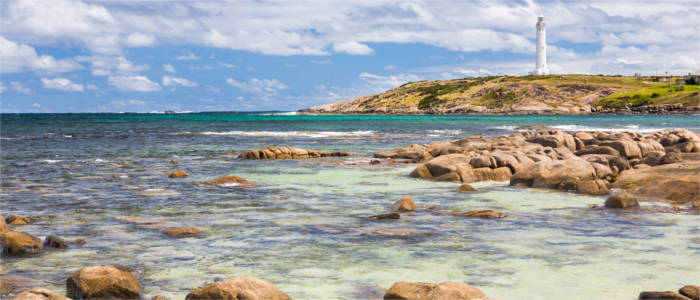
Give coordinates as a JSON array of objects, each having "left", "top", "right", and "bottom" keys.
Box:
[
  {"left": 1, "top": 231, "right": 42, "bottom": 256},
  {"left": 679, "top": 285, "right": 699, "bottom": 300},
  {"left": 116, "top": 216, "right": 204, "bottom": 238},
  {"left": 0, "top": 275, "right": 46, "bottom": 295},
  {"left": 384, "top": 281, "right": 489, "bottom": 300},
  {"left": 162, "top": 227, "right": 203, "bottom": 237},
  {"left": 206, "top": 176, "right": 254, "bottom": 187},
  {"left": 369, "top": 213, "right": 400, "bottom": 220},
  {"left": 239, "top": 146, "right": 349, "bottom": 159},
  {"left": 44, "top": 235, "right": 69, "bottom": 249},
  {"left": 185, "top": 276, "right": 291, "bottom": 300},
  {"left": 605, "top": 193, "right": 639, "bottom": 209},
  {"left": 66, "top": 265, "right": 141, "bottom": 299},
  {"left": 5, "top": 214, "right": 30, "bottom": 226},
  {"left": 456, "top": 183, "right": 477, "bottom": 192},
  {"left": 456, "top": 210, "right": 507, "bottom": 219},
  {"left": 168, "top": 170, "right": 189, "bottom": 178},
  {"left": 392, "top": 197, "right": 416, "bottom": 212},
  {"left": 12, "top": 287, "right": 70, "bottom": 300},
  {"left": 612, "top": 161, "right": 700, "bottom": 204},
  {"left": 510, "top": 159, "right": 609, "bottom": 195},
  {"left": 0, "top": 216, "right": 8, "bottom": 233},
  {"left": 638, "top": 291, "right": 692, "bottom": 300}
]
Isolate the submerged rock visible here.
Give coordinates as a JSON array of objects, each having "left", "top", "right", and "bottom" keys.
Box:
[
  {"left": 185, "top": 276, "right": 291, "bottom": 300},
  {"left": 456, "top": 210, "right": 507, "bottom": 219},
  {"left": 206, "top": 176, "right": 254, "bottom": 187},
  {"left": 392, "top": 197, "right": 416, "bottom": 212},
  {"left": 605, "top": 193, "right": 639, "bottom": 209},
  {"left": 116, "top": 216, "right": 204, "bottom": 238},
  {"left": 163, "top": 227, "right": 203, "bottom": 237},
  {"left": 0, "top": 275, "right": 46, "bottom": 295},
  {"left": 369, "top": 213, "right": 400, "bottom": 220},
  {"left": 66, "top": 265, "right": 141, "bottom": 299},
  {"left": 5, "top": 214, "right": 30, "bottom": 226},
  {"left": 44, "top": 235, "right": 69, "bottom": 249},
  {"left": 1, "top": 231, "right": 42, "bottom": 256},
  {"left": 12, "top": 287, "right": 70, "bottom": 300},
  {"left": 168, "top": 170, "right": 189, "bottom": 178},
  {"left": 361, "top": 229, "right": 437, "bottom": 237},
  {"left": 456, "top": 183, "right": 477, "bottom": 192},
  {"left": 384, "top": 281, "right": 489, "bottom": 300}
]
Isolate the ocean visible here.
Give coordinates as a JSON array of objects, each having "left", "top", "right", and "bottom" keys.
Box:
[{"left": 1, "top": 112, "right": 698, "bottom": 299}]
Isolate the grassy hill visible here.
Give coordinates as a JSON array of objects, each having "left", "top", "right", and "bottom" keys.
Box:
[{"left": 301, "top": 75, "right": 699, "bottom": 114}]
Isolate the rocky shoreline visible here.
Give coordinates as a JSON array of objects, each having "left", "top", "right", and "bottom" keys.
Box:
[
  {"left": 2, "top": 127, "right": 699, "bottom": 299},
  {"left": 299, "top": 104, "right": 700, "bottom": 115}
]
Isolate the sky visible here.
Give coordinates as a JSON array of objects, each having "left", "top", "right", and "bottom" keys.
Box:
[{"left": 0, "top": 0, "right": 698, "bottom": 113}]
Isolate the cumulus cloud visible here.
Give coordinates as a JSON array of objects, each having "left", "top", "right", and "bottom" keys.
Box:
[
  {"left": 87, "top": 56, "right": 148, "bottom": 76},
  {"left": 162, "top": 75, "right": 198, "bottom": 87},
  {"left": 0, "top": 36, "right": 82, "bottom": 73},
  {"left": 226, "top": 78, "right": 288, "bottom": 95},
  {"left": 163, "top": 64, "right": 175, "bottom": 73},
  {"left": 107, "top": 75, "right": 161, "bottom": 91},
  {"left": 359, "top": 72, "right": 421, "bottom": 90},
  {"left": 332, "top": 41, "right": 374, "bottom": 55},
  {"left": 125, "top": 32, "right": 154, "bottom": 47},
  {"left": 41, "top": 77, "right": 84, "bottom": 91}
]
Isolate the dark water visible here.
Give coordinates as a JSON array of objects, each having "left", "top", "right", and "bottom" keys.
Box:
[{"left": 1, "top": 112, "right": 698, "bottom": 299}]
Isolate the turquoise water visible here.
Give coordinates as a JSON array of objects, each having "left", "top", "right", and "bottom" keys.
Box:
[{"left": 1, "top": 113, "right": 699, "bottom": 299}]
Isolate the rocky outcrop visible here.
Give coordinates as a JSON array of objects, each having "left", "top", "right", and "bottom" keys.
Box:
[
  {"left": 392, "top": 197, "right": 416, "bottom": 212},
  {"left": 5, "top": 214, "right": 30, "bottom": 226},
  {"left": 239, "top": 146, "right": 350, "bottom": 159},
  {"left": 12, "top": 287, "right": 70, "bottom": 300},
  {"left": 611, "top": 161, "right": 700, "bottom": 204},
  {"left": 1, "top": 231, "right": 42, "bottom": 256},
  {"left": 168, "top": 170, "right": 189, "bottom": 178},
  {"left": 185, "top": 276, "right": 291, "bottom": 300},
  {"left": 66, "top": 265, "right": 141, "bottom": 299},
  {"left": 384, "top": 281, "right": 490, "bottom": 300},
  {"left": 510, "top": 159, "right": 609, "bottom": 195}
]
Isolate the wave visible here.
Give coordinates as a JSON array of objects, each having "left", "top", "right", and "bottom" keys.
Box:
[
  {"left": 487, "top": 124, "right": 684, "bottom": 133},
  {"left": 174, "top": 130, "right": 376, "bottom": 138},
  {"left": 257, "top": 111, "right": 298, "bottom": 116}
]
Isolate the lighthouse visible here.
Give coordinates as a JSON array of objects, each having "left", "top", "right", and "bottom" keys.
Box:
[{"left": 530, "top": 14, "right": 549, "bottom": 75}]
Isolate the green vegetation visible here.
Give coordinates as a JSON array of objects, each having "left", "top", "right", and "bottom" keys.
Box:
[
  {"left": 416, "top": 76, "right": 500, "bottom": 109},
  {"left": 474, "top": 87, "right": 520, "bottom": 109},
  {"left": 595, "top": 84, "right": 700, "bottom": 108}
]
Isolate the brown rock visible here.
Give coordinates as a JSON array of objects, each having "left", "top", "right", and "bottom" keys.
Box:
[
  {"left": 456, "top": 184, "right": 477, "bottom": 192},
  {"left": 66, "top": 265, "right": 141, "bottom": 299},
  {"left": 168, "top": 170, "right": 189, "bottom": 178},
  {"left": 392, "top": 197, "right": 416, "bottom": 212},
  {"left": 185, "top": 276, "right": 291, "bottom": 300},
  {"left": 660, "top": 152, "right": 682, "bottom": 165},
  {"left": 0, "top": 216, "right": 7, "bottom": 234},
  {"left": 576, "top": 179, "right": 610, "bottom": 195},
  {"left": 679, "top": 285, "right": 699, "bottom": 300},
  {"left": 44, "top": 235, "right": 68, "bottom": 249},
  {"left": 599, "top": 140, "right": 642, "bottom": 159},
  {"left": 163, "top": 227, "right": 203, "bottom": 237},
  {"left": 206, "top": 176, "right": 253, "bottom": 187},
  {"left": 611, "top": 161, "right": 700, "bottom": 204},
  {"left": 0, "top": 275, "right": 46, "bottom": 295},
  {"left": 409, "top": 165, "right": 433, "bottom": 179},
  {"left": 5, "top": 214, "right": 30, "bottom": 226},
  {"left": 384, "top": 281, "right": 488, "bottom": 300},
  {"left": 638, "top": 291, "right": 692, "bottom": 300},
  {"left": 510, "top": 159, "right": 598, "bottom": 191},
  {"left": 575, "top": 146, "right": 620, "bottom": 157},
  {"left": 457, "top": 210, "right": 507, "bottom": 219},
  {"left": 425, "top": 154, "right": 472, "bottom": 178},
  {"left": 1, "top": 231, "right": 42, "bottom": 256},
  {"left": 12, "top": 287, "right": 70, "bottom": 300},
  {"left": 641, "top": 151, "right": 666, "bottom": 166},
  {"left": 605, "top": 193, "right": 639, "bottom": 208},
  {"left": 374, "top": 152, "right": 398, "bottom": 159},
  {"left": 151, "top": 296, "right": 168, "bottom": 300},
  {"left": 369, "top": 213, "right": 400, "bottom": 220},
  {"left": 459, "top": 167, "right": 511, "bottom": 183}
]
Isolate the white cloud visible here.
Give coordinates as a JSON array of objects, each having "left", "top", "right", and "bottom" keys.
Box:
[
  {"left": 176, "top": 52, "right": 200, "bottom": 61},
  {"left": 32, "top": 102, "right": 40, "bottom": 107},
  {"left": 87, "top": 56, "right": 148, "bottom": 76},
  {"left": 162, "top": 75, "right": 198, "bottom": 87},
  {"left": 0, "top": 36, "right": 82, "bottom": 73},
  {"left": 163, "top": 64, "right": 175, "bottom": 73},
  {"left": 226, "top": 78, "right": 288, "bottom": 95},
  {"left": 359, "top": 72, "right": 421, "bottom": 90},
  {"left": 107, "top": 75, "right": 161, "bottom": 91},
  {"left": 41, "top": 77, "right": 84, "bottom": 91},
  {"left": 125, "top": 32, "right": 154, "bottom": 47},
  {"left": 332, "top": 41, "right": 374, "bottom": 55}
]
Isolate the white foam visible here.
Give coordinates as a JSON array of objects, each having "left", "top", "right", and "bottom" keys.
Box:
[
  {"left": 488, "top": 124, "right": 681, "bottom": 133},
  {"left": 258, "top": 111, "right": 298, "bottom": 116},
  {"left": 41, "top": 159, "right": 62, "bottom": 163},
  {"left": 175, "top": 130, "right": 375, "bottom": 138}
]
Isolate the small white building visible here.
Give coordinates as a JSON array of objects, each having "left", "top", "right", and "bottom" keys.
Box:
[{"left": 529, "top": 14, "right": 550, "bottom": 75}]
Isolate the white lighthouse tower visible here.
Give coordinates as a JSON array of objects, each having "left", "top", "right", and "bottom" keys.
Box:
[{"left": 530, "top": 14, "right": 549, "bottom": 75}]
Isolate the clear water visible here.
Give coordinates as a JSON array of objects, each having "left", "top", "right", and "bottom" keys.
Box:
[{"left": 1, "top": 113, "right": 699, "bottom": 299}]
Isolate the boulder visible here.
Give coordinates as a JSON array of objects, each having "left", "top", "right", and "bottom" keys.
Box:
[
  {"left": 163, "top": 227, "right": 203, "bottom": 237},
  {"left": 391, "top": 144, "right": 433, "bottom": 160},
  {"left": 638, "top": 291, "right": 692, "bottom": 300},
  {"left": 659, "top": 152, "right": 683, "bottom": 165},
  {"left": 576, "top": 179, "right": 610, "bottom": 196},
  {"left": 384, "top": 281, "right": 488, "bottom": 300},
  {"left": 12, "top": 287, "right": 70, "bottom": 300},
  {"left": 168, "top": 170, "right": 189, "bottom": 178},
  {"left": 605, "top": 193, "right": 639, "bottom": 208},
  {"left": 425, "top": 154, "right": 472, "bottom": 178},
  {"left": 457, "top": 210, "right": 507, "bottom": 219},
  {"left": 469, "top": 156, "right": 495, "bottom": 169},
  {"left": 426, "top": 141, "right": 464, "bottom": 157},
  {"left": 510, "top": 159, "right": 598, "bottom": 192},
  {"left": 573, "top": 137, "right": 585, "bottom": 151},
  {"left": 374, "top": 152, "right": 398, "bottom": 159},
  {"left": 599, "top": 140, "right": 642, "bottom": 159},
  {"left": 527, "top": 131, "right": 576, "bottom": 151},
  {"left": 5, "top": 214, "right": 30, "bottom": 226},
  {"left": 0, "top": 216, "right": 7, "bottom": 233},
  {"left": 239, "top": 146, "right": 342, "bottom": 159},
  {"left": 409, "top": 165, "right": 433, "bottom": 179},
  {"left": 206, "top": 176, "right": 253, "bottom": 187},
  {"left": 369, "top": 213, "right": 400, "bottom": 220},
  {"left": 459, "top": 167, "right": 512, "bottom": 183},
  {"left": 679, "top": 285, "right": 699, "bottom": 300},
  {"left": 1, "top": 231, "right": 42, "bottom": 256},
  {"left": 44, "top": 235, "right": 68, "bottom": 249},
  {"left": 637, "top": 139, "right": 665, "bottom": 156},
  {"left": 456, "top": 184, "right": 477, "bottom": 192},
  {"left": 392, "top": 198, "right": 416, "bottom": 212},
  {"left": 641, "top": 151, "right": 666, "bottom": 166},
  {"left": 575, "top": 146, "right": 620, "bottom": 157},
  {"left": 66, "top": 265, "right": 141, "bottom": 299},
  {"left": 152, "top": 296, "right": 168, "bottom": 300},
  {"left": 185, "top": 276, "right": 290, "bottom": 300},
  {"left": 611, "top": 161, "right": 700, "bottom": 204},
  {"left": 573, "top": 131, "right": 594, "bottom": 141}
]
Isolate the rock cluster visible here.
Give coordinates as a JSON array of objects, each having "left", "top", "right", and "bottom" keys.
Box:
[{"left": 239, "top": 146, "right": 350, "bottom": 159}]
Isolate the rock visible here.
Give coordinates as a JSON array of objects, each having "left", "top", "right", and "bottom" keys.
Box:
[
  {"left": 457, "top": 210, "right": 507, "bottom": 219},
  {"left": 12, "top": 287, "right": 70, "bottom": 300},
  {"left": 611, "top": 161, "right": 700, "bottom": 204},
  {"left": 384, "top": 281, "right": 488, "bottom": 300},
  {"left": 575, "top": 146, "right": 620, "bottom": 157},
  {"left": 330, "top": 151, "right": 351, "bottom": 157},
  {"left": 469, "top": 155, "right": 496, "bottom": 169},
  {"left": 638, "top": 291, "right": 692, "bottom": 300},
  {"left": 576, "top": 179, "right": 610, "bottom": 195},
  {"left": 573, "top": 137, "right": 585, "bottom": 150},
  {"left": 605, "top": 193, "right": 639, "bottom": 208},
  {"left": 168, "top": 170, "right": 189, "bottom": 178},
  {"left": 679, "top": 285, "right": 699, "bottom": 300},
  {"left": 369, "top": 213, "right": 400, "bottom": 220},
  {"left": 1, "top": 275, "right": 46, "bottom": 295},
  {"left": 152, "top": 296, "right": 168, "bottom": 300},
  {"left": 71, "top": 239, "right": 87, "bottom": 246},
  {"left": 374, "top": 152, "right": 398, "bottom": 159},
  {"left": 370, "top": 159, "right": 381, "bottom": 165},
  {"left": 392, "top": 144, "right": 433, "bottom": 160},
  {"left": 361, "top": 229, "right": 437, "bottom": 237},
  {"left": 510, "top": 159, "right": 598, "bottom": 192},
  {"left": 456, "top": 184, "right": 477, "bottom": 192},
  {"left": 435, "top": 171, "right": 461, "bottom": 182},
  {"left": 5, "top": 214, "right": 30, "bottom": 226},
  {"left": 163, "top": 227, "right": 203, "bottom": 237},
  {"left": 426, "top": 141, "right": 464, "bottom": 157},
  {"left": 66, "top": 265, "right": 141, "bottom": 299},
  {"left": 599, "top": 140, "right": 642, "bottom": 159},
  {"left": 527, "top": 131, "right": 576, "bottom": 151},
  {"left": 1, "top": 231, "right": 42, "bottom": 256},
  {"left": 574, "top": 131, "right": 594, "bottom": 141},
  {"left": 239, "top": 146, "right": 342, "bottom": 159},
  {"left": 185, "top": 276, "right": 291, "bottom": 300},
  {"left": 44, "top": 235, "right": 68, "bottom": 249},
  {"left": 392, "top": 197, "right": 416, "bottom": 212},
  {"left": 459, "top": 167, "right": 512, "bottom": 183},
  {"left": 637, "top": 140, "right": 665, "bottom": 156},
  {"left": 409, "top": 165, "right": 433, "bottom": 179},
  {"left": 591, "top": 162, "right": 613, "bottom": 180},
  {"left": 660, "top": 152, "right": 682, "bottom": 165},
  {"left": 206, "top": 176, "right": 254, "bottom": 187},
  {"left": 0, "top": 216, "right": 7, "bottom": 233},
  {"left": 424, "top": 154, "right": 472, "bottom": 178},
  {"left": 641, "top": 151, "right": 666, "bottom": 166}
]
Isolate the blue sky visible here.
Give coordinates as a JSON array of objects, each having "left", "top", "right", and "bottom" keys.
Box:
[{"left": 1, "top": 0, "right": 698, "bottom": 113}]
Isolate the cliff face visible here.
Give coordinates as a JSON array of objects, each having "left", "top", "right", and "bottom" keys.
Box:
[{"left": 300, "top": 75, "right": 699, "bottom": 114}]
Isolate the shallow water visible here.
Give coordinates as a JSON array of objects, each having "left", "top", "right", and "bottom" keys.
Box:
[{"left": 1, "top": 113, "right": 699, "bottom": 299}]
